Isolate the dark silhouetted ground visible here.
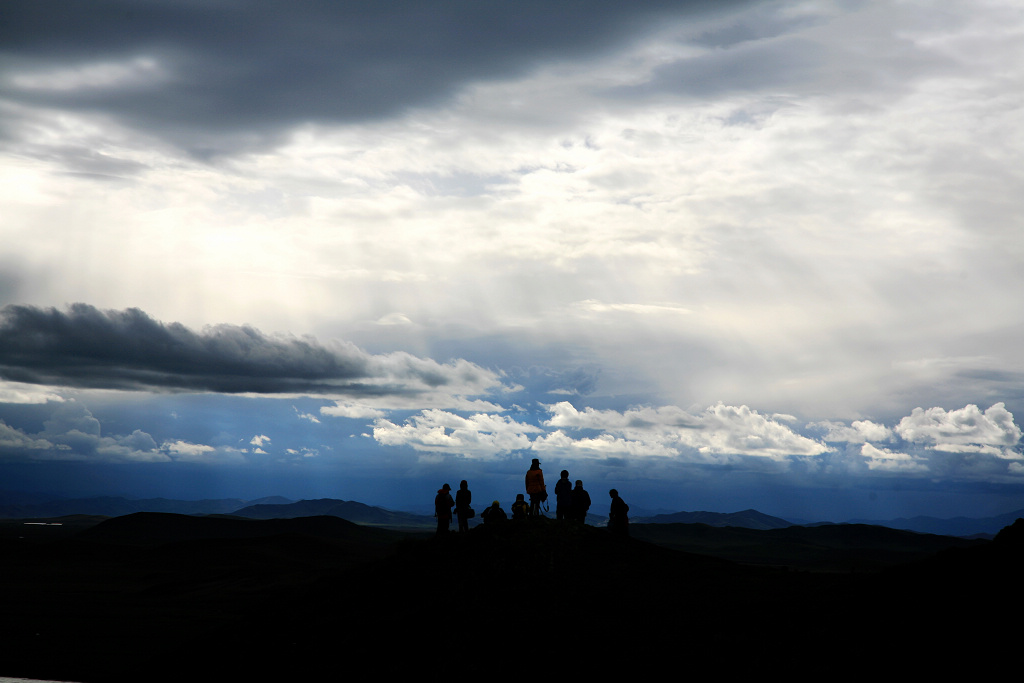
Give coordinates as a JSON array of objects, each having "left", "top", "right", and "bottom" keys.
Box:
[{"left": 2, "top": 514, "right": 1021, "bottom": 680}]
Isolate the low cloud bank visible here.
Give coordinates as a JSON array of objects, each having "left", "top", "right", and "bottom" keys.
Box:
[
  {"left": 372, "top": 401, "right": 831, "bottom": 462},
  {"left": 0, "top": 303, "right": 502, "bottom": 399},
  {"left": 370, "top": 400, "right": 1024, "bottom": 482}
]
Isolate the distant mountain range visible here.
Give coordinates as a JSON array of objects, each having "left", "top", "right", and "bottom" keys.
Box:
[
  {"left": 2, "top": 491, "right": 1021, "bottom": 537},
  {"left": 634, "top": 508, "right": 792, "bottom": 529},
  {"left": 842, "top": 511, "right": 1024, "bottom": 537},
  {"left": 231, "top": 498, "right": 432, "bottom": 527},
  {"left": 0, "top": 494, "right": 292, "bottom": 519}
]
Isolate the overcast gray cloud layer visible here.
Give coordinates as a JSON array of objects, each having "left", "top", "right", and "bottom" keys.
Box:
[
  {"left": 1, "top": 0, "right": 747, "bottom": 155},
  {"left": 2, "top": 1, "right": 1023, "bottom": 518}
]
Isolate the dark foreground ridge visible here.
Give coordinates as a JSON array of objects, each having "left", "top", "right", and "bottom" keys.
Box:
[{"left": 3, "top": 514, "right": 1023, "bottom": 680}]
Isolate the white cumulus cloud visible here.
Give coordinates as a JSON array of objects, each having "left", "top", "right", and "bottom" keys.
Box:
[
  {"left": 895, "top": 403, "right": 1022, "bottom": 457},
  {"left": 860, "top": 443, "right": 928, "bottom": 473},
  {"left": 372, "top": 410, "right": 543, "bottom": 459}
]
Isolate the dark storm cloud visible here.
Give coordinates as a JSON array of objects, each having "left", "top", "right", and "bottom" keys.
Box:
[
  {"left": 0, "top": 303, "right": 500, "bottom": 396},
  {"left": 0, "top": 0, "right": 749, "bottom": 156}
]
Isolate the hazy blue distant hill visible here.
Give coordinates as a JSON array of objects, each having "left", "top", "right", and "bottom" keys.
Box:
[
  {"left": 4, "top": 490, "right": 1022, "bottom": 538},
  {"left": 0, "top": 490, "right": 58, "bottom": 506},
  {"left": 844, "top": 509, "right": 1024, "bottom": 537},
  {"left": 623, "top": 505, "right": 1024, "bottom": 537},
  {"left": 637, "top": 508, "right": 793, "bottom": 529},
  {"left": 0, "top": 495, "right": 293, "bottom": 519},
  {"left": 231, "top": 497, "right": 432, "bottom": 528}
]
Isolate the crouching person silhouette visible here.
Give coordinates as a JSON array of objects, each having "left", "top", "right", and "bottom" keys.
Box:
[
  {"left": 481, "top": 500, "right": 507, "bottom": 525},
  {"left": 511, "top": 493, "right": 530, "bottom": 521}
]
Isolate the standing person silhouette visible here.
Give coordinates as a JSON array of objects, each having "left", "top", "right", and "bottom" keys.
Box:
[
  {"left": 525, "top": 458, "right": 546, "bottom": 517},
  {"left": 434, "top": 483, "right": 454, "bottom": 536},
  {"left": 608, "top": 488, "right": 629, "bottom": 536},
  {"left": 455, "top": 480, "right": 472, "bottom": 532},
  {"left": 554, "top": 469, "right": 573, "bottom": 520},
  {"left": 572, "top": 479, "right": 591, "bottom": 524}
]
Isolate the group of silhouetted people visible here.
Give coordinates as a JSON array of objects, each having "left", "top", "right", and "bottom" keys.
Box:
[
  {"left": 434, "top": 480, "right": 474, "bottom": 535},
  {"left": 554, "top": 467, "right": 593, "bottom": 524},
  {"left": 433, "top": 458, "right": 628, "bottom": 536},
  {"left": 522, "top": 458, "right": 594, "bottom": 523}
]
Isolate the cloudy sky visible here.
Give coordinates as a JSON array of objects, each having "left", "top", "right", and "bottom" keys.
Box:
[{"left": 2, "top": 0, "right": 1023, "bottom": 521}]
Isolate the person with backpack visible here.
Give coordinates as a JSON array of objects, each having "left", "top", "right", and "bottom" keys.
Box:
[
  {"left": 525, "top": 458, "right": 546, "bottom": 517},
  {"left": 511, "top": 493, "right": 530, "bottom": 521},
  {"left": 481, "top": 500, "right": 507, "bottom": 525}
]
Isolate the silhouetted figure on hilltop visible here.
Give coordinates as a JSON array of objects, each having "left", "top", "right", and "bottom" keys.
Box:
[
  {"left": 572, "top": 480, "right": 591, "bottom": 524},
  {"left": 525, "top": 458, "right": 546, "bottom": 517},
  {"left": 455, "top": 479, "right": 473, "bottom": 532},
  {"left": 555, "top": 469, "right": 573, "bottom": 520},
  {"left": 435, "top": 483, "right": 454, "bottom": 536},
  {"left": 608, "top": 489, "right": 629, "bottom": 537},
  {"left": 481, "top": 500, "right": 507, "bottom": 525},
  {"left": 511, "top": 493, "right": 529, "bottom": 521}
]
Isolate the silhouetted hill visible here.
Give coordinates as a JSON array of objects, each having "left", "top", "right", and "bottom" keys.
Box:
[
  {"left": 631, "top": 521, "right": 984, "bottom": 570},
  {"left": 0, "top": 514, "right": 110, "bottom": 541},
  {"left": 857, "top": 517, "right": 1024, "bottom": 668},
  {"left": 637, "top": 508, "right": 793, "bottom": 529},
  {"left": 231, "top": 497, "right": 430, "bottom": 527},
  {"left": 995, "top": 516, "right": 1024, "bottom": 545},
  {"left": 4, "top": 513, "right": 1019, "bottom": 681},
  {"left": 77, "top": 511, "right": 404, "bottom": 547}
]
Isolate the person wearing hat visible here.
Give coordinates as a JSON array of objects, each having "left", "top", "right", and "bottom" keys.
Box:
[
  {"left": 434, "top": 483, "right": 455, "bottom": 536},
  {"left": 525, "top": 458, "right": 546, "bottom": 517}
]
